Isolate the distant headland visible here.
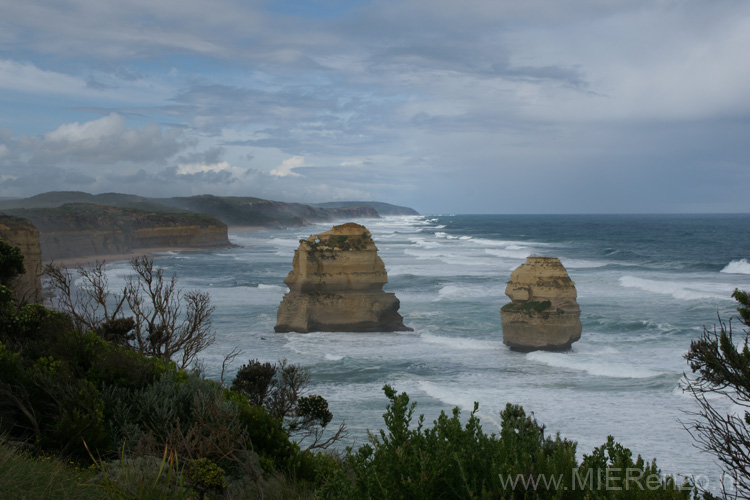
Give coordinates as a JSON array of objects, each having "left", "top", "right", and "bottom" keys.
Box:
[{"left": 0, "top": 191, "right": 419, "bottom": 263}]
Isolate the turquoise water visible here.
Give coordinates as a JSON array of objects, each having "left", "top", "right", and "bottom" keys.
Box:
[{"left": 105, "top": 214, "right": 750, "bottom": 485}]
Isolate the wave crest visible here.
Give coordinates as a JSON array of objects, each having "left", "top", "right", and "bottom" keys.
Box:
[{"left": 721, "top": 259, "right": 750, "bottom": 275}]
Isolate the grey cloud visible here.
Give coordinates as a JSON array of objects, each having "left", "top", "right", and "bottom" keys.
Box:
[
  {"left": 170, "top": 83, "right": 402, "bottom": 154},
  {"left": 62, "top": 169, "right": 97, "bottom": 186},
  {"left": 85, "top": 77, "right": 116, "bottom": 90},
  {"left": 28, "top": 115, "right": 186, "bottom": 165},
  {"left": 177, "top": 146, "right": 226, "bottom": 165}
]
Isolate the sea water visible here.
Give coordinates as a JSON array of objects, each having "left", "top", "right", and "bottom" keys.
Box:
[{"left": 104, "top": 214, "right": 750, "bottom": 485}]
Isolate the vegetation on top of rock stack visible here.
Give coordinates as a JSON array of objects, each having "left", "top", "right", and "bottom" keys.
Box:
[
  {"left": 305, "top": 232, "right": 372, "bottom": 253},
  {"left": 0, "top": 213, "right": 38, "bottom": 229}
]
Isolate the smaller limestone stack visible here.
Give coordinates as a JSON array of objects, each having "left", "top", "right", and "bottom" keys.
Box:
[
  {"left": 501, "top": 256, "right": 581, "bottom": 351},
  {"left": 275, "top": 222, "right": 410, "bottom": 333}
]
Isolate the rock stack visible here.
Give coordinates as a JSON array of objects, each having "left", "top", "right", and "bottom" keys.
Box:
[
  {"left": 275, "top": 222, "right": 410, "bottom": 333},
  {"left": 501, "top": 256, "right": 581, "bottom": 351}
]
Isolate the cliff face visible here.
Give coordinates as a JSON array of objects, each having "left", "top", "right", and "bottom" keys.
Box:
[
  {"left": 4, "top": 204, "right": 230, "bottom": 261},
  {"left": 275, "top": 222, "right": 411, "bottom": 333},
  {"left": 500, "top": 257, "right": 581, "bottom": 351},
  {"left": 0, "top": 215, "right": 43, "bottom": 303},
  {"left": 324, "top": 206, "right": 380, "bottom": 220}
]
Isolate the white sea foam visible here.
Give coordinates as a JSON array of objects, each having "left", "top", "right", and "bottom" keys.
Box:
[
  {"left": 417, "top": 380, "right": 481, "bottom": 410},
  {"left": 473, "top": 238, "right": 556, "bottom": 249},
  {"left": 560, "top": 258, "right": 610, "bottom": 269},
  {"left": 419, "top": 332, "right": 501, "bottom": 351},
  {"left": 619, "top": 276, "right": 728, "bottom": 301},
  {"left": 257, "top": 284, "right": 286, "bottom": 292},
  {"left": 434, "top": 231, "right": 459, "bottom": 240},
  {"left": 325, "top": 353, "right": 345, "bottom": 361},
  {"left": 526, "top": 351, "right": 663, "bottom": 379},
  {"left": 408, "top": 237, "right": 441, "bottom": 249},
  {"left": 436, "top": 284, "right": 505, "bottom": 301},
  {"left": 483, "top": 248, "right": 533, "bottom": 260},
  {"left": 721, "top": 259, "right": 750, "bottom": 275}
]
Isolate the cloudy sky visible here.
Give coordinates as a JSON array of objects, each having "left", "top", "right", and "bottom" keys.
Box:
[{"left": 1, "top": 0, "right": 749, "bottom": 214}]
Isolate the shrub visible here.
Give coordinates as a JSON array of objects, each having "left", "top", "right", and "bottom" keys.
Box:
[
  {"left": 231, "top": 359, "right": 346, "bottom": 452},
  {"left": 320, "top": 386, "right": 692, "bottom": 500}
]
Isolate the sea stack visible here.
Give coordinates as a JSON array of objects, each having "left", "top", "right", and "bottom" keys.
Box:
[
  {"left": 501, "top": 256, "right": 581, "bottom": 351},
  {"left": 275, "top": 222, "right": 411, "bottom": 333}
]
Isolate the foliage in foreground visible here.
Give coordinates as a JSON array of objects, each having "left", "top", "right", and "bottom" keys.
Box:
[
  {"left": 0, "top": 244, "right": 331, "bottom": 498},
  {"left": 683, "top": 288, "right": 750, "bottom": 499},
  {"left": 0, "top": 440, "right": 103, "bottom": 500},
  {"left": 320, "top": 385, "right": 692, "bottom": 500}
]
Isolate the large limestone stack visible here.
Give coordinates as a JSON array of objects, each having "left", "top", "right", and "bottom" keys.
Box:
[
  {"left": 501, "top": 256, "right": 581, "bottom": 351},
  {"left": 0, "top": 215, "right": 43, "bottom": 303},
  {"left": 275, "top": 222, "right": 410, "bottom": 333}
]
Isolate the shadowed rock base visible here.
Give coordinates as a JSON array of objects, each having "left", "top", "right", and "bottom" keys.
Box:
[{"left": 275, "top": 222, "right": 411, "bottom": 333}]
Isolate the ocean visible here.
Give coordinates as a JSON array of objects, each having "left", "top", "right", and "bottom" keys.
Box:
[{"left": 104, "top": 214, "right": 750, "bottom": 485}]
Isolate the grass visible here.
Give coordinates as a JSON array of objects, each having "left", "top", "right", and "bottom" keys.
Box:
[
  {"left": 0, "top": 441, "right": 104, "bottom": 500},
  {"left": 0, "top": 438, "right": 316, "bottom": 500}
]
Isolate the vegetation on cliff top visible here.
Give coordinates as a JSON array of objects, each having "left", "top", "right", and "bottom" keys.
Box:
[
  {"left": 0, "top": 191, "right": 420, "bottom": 229},
  {"left": 3, "top": 203, "right": 225, "bottom": 232}
]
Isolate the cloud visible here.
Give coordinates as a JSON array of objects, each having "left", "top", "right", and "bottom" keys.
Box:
[
  {"left": 29, "top": 114, "right": 184, "bottom": 164},
  {"left": 0, "top": 59, "right": 87, "bottom": 95},
  {"left": 2, "top": 0, "right": 750, "bottom": 213},
  {"left": 270, "top": 156, "right": 305, "bottom": 177}
]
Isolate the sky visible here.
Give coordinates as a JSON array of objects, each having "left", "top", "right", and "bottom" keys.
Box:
[{"left": 1, "top": 0, "right": 749, "bottom": 214}]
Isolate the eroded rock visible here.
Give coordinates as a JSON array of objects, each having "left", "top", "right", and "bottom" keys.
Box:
[
  {"left": 501, "top": 256, "right": 581, "bottom": 351},
  {"left": 0, "top": 215, "right": 43, "bottom": 303},
  {"left": 275, "top": 222, "right": 411, "bottom": 333}
]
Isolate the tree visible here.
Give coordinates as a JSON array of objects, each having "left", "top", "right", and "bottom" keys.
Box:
[
  {"left": 231, "top": 358, "right": 346, "bottom": 451},
  {"left": 0, "top": 238, "right": 25, "bottom": 288},
  {"left": 683, "top": 288, "right": 750, "bottom": 499},
  {"left": 44, "top": 256, "right": 215, "bottom": 370}
]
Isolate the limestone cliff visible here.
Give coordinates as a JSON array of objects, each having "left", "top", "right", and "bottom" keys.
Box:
[
  {"left": 500, "top": 256, "right": 581, "bottom": 351},
  {"left": 0, "top": 215, "right": 43, "bottom": 303},
  {"left": 3, "top": 204, "right": 230, "bottom": 261},
  {"left": 275, "top": 222, "right": 410, "bottom": 333}
]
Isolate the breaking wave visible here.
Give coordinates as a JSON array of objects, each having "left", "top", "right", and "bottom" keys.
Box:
[
  {"left": 619, "top": 276, "right": 727, "bottom": 301},
  {"left": 526, "top": 351, "right": 664, "bottom": 379},
  {"left": 721, "top": 259, "right": 750, "bottom": 275}
]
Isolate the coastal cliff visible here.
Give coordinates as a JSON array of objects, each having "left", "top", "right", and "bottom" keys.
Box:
[
  {"left": 500, "top": 256, "right": 582, "bottom": 351},
  {"left": 4, "top": 204, "right": 230, "bottom": 262},
  {"left": 0, "top": 215, "right": 43, "bottom": 303},
  {"left": 0, "top": 192, "right": 417, "bottom": 229},
  {"left": 275, "top": 222, "right": 411, "bottom": 333}
]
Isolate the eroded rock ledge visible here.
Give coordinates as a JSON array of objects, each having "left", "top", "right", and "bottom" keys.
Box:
[
  {"left": 275, "top": 222, "right": 411, "bottom": 333},
  {"left": 501, "top": 256, "right": 581, "bottom": 351}
]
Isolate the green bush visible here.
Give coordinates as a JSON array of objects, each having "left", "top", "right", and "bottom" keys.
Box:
[
  {"left": 319, "top": 386, "right": 693, "bottom": 500},
  {"left": 225, "top": 389, "right": 298, "bottom": 473}
]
